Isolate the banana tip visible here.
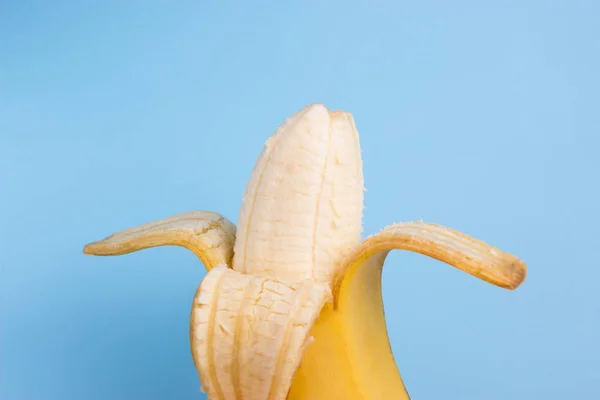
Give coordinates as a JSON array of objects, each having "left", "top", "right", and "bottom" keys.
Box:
[
  {"left": 506, "top": 259, "right": 527, "bottom": 290},
  {"left": 83, "top": 242, "right": 101, "bottom": 255}
]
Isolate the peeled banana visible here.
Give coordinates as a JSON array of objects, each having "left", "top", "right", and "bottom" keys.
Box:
[{"left": 84, "top": 103, "right": 527, "bottom": 399}]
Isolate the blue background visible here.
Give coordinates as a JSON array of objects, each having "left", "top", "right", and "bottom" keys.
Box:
[{"left": 1, "top": 1, "right": 598, "bottom": 399}]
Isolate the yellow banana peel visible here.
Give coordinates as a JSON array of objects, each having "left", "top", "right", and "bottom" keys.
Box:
[{"left": 84, "top": 104, "right": 526, "bottom": 400}]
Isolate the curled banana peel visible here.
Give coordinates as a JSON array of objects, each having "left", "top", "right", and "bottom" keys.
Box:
[
  {"left": 289, "top": 223, "right": 526, "bottom": 400},
  {"left": 83, "top": 211, "right": 236, "bottom": 270},
  {"left": 84, "top": 104, "right": 527, "bottom": 400}
]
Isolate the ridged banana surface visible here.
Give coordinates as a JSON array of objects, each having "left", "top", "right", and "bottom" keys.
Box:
[
  {"left": 191, "top": 266, "right": 331, "bottom": 400},
  {"left": 84, "top": 103, "right": 527, "bottom": 400}
]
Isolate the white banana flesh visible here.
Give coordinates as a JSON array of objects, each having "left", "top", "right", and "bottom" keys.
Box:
[
  {"left": 83, "top": 103, "right": 527, "bottom": 400},
  {"left": 233, "top": 104, "right": 364, "bottom": 285}
]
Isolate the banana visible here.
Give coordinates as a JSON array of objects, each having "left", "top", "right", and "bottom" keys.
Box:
[{"left": 84, "top": 103, "right": 527, "bottom": 399}]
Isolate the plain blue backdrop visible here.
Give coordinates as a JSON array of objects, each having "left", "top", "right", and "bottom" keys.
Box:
[{"left": 1, "top": 1, "right": 598, "bottom": 399}]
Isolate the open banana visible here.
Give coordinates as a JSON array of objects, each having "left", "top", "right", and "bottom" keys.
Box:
[{"left": 84, "top": 104, "right": 527, "bottom": 399}]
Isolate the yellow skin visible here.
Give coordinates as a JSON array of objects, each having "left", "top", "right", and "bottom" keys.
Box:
[
  {"left": 289, "top": 224, "right": 525, "bottom": 399},
  {"left": 84, "top": 104, "right": 526, "bottom": 400}
]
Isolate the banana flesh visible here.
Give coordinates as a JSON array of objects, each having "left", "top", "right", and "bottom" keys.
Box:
[
  {"left": 83, "top": 103, "right": 527, "bottom": 400},
  {"left": 233, "top": 104, "right": 364, "bottom": 285}
]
